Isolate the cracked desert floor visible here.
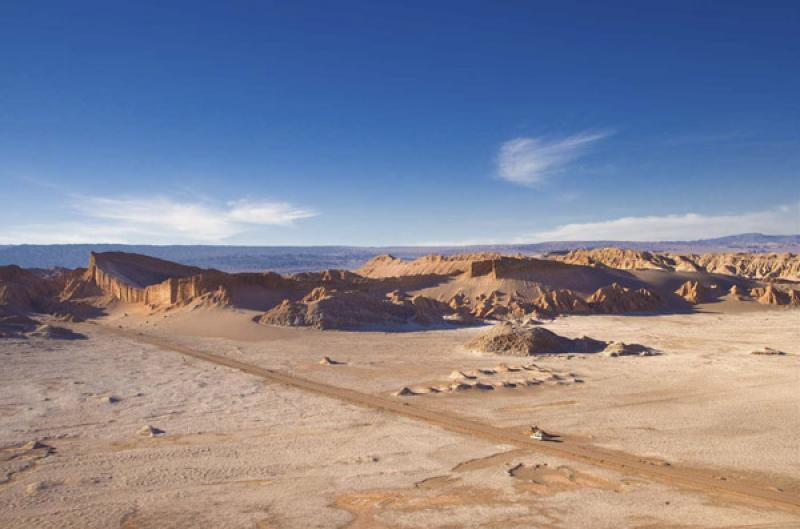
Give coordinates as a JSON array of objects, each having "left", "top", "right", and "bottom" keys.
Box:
[{"left": 1, "top": 303, "right": 798, "bottom": 529}]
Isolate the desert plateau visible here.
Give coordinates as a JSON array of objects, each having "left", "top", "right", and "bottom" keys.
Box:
[{"left": 1, "top": 247, "right": 799, "bottom": 528}]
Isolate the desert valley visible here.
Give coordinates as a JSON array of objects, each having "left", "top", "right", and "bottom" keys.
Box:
[
  {"left": 1, "top": 247, "right": 799, "bottom": 528},
  {"left": 4, "top": 2, "right": 800, "bottom": 527}
]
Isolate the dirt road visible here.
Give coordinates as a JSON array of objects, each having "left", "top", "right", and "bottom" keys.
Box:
[{"left": 96, "top": 324, "right": 800, "bottom": 516}]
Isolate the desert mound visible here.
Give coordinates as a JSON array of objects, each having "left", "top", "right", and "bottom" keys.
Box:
[
  {"left": 467, "top": 322, "right": 654, "bottom": 357},
  {"left": 356, "top": 252, "right": 671, "bottom": 319},
  {"left": 467, "top": 323, "right": 603, "bottom": 356}
]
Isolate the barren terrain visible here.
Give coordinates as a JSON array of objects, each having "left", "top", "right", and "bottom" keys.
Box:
[{"left": 1, "top": 250, "right": 799, "bottom": 528}]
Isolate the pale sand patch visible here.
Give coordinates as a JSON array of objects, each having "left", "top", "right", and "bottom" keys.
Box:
[{"left": 1, "top": 306, "right": 798, "bottom": 528}]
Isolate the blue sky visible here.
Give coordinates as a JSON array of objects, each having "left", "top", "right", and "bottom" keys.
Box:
[{"left": 1, "top": 1, "right": 798, "bottom": 245}]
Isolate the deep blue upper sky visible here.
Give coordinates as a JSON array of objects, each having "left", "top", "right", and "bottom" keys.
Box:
[{"left": 2, "top": 1, "right": 798, "bottom": 244}]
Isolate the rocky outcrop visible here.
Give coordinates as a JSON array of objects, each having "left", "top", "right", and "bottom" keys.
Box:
[
  {"left": 791, "top": 290, "right": 800, "bottom": 306},
  {"left": 89, "top": 252, "right": 297, "bottom": 308},
  {"left": 550, "top": 248, "right": 800, "bottom": 281},
  {"left": 0, "top": 265, "right": 101, "bottom": 334},
  {"left": 749, "top": 285, "right": 800, "bottom": 306},
  {"left": 674, "top": 281, "right": 709, "bottom": 304},
  {"left": 258, "top": 285, "right": 475, "bottom": 330},
  {"left": 466, "top": 323, "right": 596, "bottom": 356},
  {"left": 696, "top": 253, "right": 800, "bottom": 281},
  {"left": 88, "top": 252, "right": 202, "bottom": 305},
  {"left": 586, "top": 283, "right": 661, "bottom": 313},
  {"left": 551, "top": 248, "right": 700, "bottom": 272},
  {"left": 466, "top": 322, "right": 653, "bottom": 357},
  {"left": 259, "top": 291, "right": 384, "bottom": 330},
  {"left": 728, "top": 284, "right": 746, "bottom": 300},
  {"left": 7, "top": 248, "right": 798, "bottom": 339},
  {"left": 259, "top": 288, "right": 403, "bottom": 330},
  {"left": 357, "top": 253, "right": 503, "bottom": 278},
  {"left": 0, "top": 265, "right": 54, "bottom": 312},
  {"left": 532, "top": 288, "right": 591, "bottom": 315},
  {"left": 408, "top": 295, "right": 452, "bottom": 325}
]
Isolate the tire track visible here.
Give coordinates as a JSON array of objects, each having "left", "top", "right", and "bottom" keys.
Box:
[{"left": 97, "top": 325, "right": 800, "bottom": 515}]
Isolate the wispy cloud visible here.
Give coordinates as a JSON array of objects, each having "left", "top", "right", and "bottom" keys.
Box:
[
  {"left": 524, "top": 202, "right": 800, "bottom": 242},
  {"left": 496, "top": 130, "right": 612, "bottom": 186},
  {"left": 0, "top": 195, "right": 318, "bottom": 244}
]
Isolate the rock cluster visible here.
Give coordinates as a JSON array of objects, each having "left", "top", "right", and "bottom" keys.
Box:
[
  {"left": 258, "top": 287, "right": 468, "bottom": 330},
  {"left": 674, "top": 281, "right": 709, "bottom": 304},
  {"left": 551, "top": 248, "right": 800, "bottom": 281},
  {"left": 394, "top": 362, "right": 581, "bottom": 397},
  {"left": 586, "top": 283, "right": 661, "bottom": 313},
  {"left": 749, "top": 285, "right": 800, "bottom": 306},
  {"left": 4, "top": 249, "right": 797, "bottom": 337},
  {"left": 467, "top": 322, "right": 655, "bottom": 357}
]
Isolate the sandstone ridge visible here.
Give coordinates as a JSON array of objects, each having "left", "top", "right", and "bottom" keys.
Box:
[{"left": 3, "top": 249, "right": 799, "bottom": 336}]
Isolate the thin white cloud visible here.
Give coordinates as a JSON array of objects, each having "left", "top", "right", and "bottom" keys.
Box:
[
  {"left": 496, "top": 131, "right": 611, "bottom": 186},
  {"left": 525, "top": 202, "right": 800, "bottom": 242},
  {"left": 227, "top": 200, "right": 316, "bottom": 226},
  {"left": 0, "top": 195, "right": 318, "bottom": 244}
]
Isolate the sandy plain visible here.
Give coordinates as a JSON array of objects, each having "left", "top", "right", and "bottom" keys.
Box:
[{"left": 1, "top": 303, "right": 799, "bottom": 528}]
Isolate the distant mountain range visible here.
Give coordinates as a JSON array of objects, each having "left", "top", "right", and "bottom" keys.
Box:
[{"left": 1, "top": 233, "right": 798, "bottom": 273}]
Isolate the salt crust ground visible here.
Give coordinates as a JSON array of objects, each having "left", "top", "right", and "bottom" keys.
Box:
[{"left": 1, "top": 305, "right": 798, "bottom": 528}]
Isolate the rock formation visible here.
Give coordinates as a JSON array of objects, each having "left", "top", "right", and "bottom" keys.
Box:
[
  {"left": 357, "top": 253, "right": 504, "bottom": 278},
  {"left": 695, "top": 253, "right": 800, "bottom": 281},
  {"left": 600, "top": 341, "right": 658, "bottom": 357},
  {"left": 749, "top": 285, "right": 800, "bottom": 306},
  {"left": 466, "top": 322, "right": 608, "bottom": 356},
  {"left": 532, "top": 288, "right": 592, "bottom": 315},
  {"left": 550, "top": 248, "right": 800, "bottom": 281},
  {"left": 586, "top": 283, "right": 661, "bottom": 313},
  {"left": 674, "top": 281, "right": 709, "bottom": 304},
  {"left": 551, "top": 248, "right": 693, "bottom": 271},
  {"left": 258, "top": 285, "right": 475, "bottom": 330},
  {"left": 728, "top": 284, "right": 746, "bottom": 300},
  {"left": 3, "top": 248, "right": 797, "bottom": 338}
]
